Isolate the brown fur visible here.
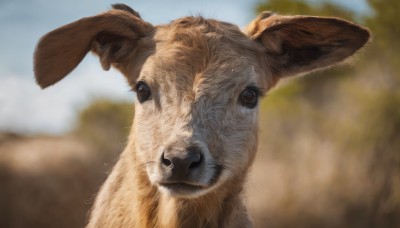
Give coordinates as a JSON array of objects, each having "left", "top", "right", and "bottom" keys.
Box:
[{"left": 33, "top": 4, "right": 370, "bottom": 228}]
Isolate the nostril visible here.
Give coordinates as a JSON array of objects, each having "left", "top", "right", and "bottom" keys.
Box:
[
  {"left": 189, "top": 153, "right": 202, "bottom": 169},
  {"left": 161, "top": 146, "right": 204, "bottom": 171},
  {"left": 187, "top": 146, "right": 203, "bottom": 169},
  {"left": 161, "top": 152, "right": 172, "bottom": 167}
]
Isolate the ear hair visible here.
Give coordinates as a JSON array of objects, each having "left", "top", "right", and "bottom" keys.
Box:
[{"left": 91, "top": 31, "right": 139, "bottom": 71}]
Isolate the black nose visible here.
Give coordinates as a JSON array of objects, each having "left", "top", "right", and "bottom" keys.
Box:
[{"left": 161, "top": 145, "right": 203, "bottom": 177}]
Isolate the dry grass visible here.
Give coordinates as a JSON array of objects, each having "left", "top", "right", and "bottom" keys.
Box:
[
  {"left": 247, "top": 140, "right": 387, "bottom": 228},
  {"left": 0, "top": 133, "right": 113, "bottom": 228},
  {"left": 1, "top": 129, "right": 398, "bottom": 228}
]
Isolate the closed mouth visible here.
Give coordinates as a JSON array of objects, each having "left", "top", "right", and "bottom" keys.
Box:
[
  {"left": 160, "top": 182, "right": 205, "bottom": 191},
  {"left": 160, "top": 182, "right": 204, "bottom": 189},
  {"left": 157, "top": 165, "right": 224, "bottom": 197}
]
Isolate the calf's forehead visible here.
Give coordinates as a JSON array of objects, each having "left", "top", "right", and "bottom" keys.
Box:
[
  {"left": 142, "top": 53, "right": 259, "bottom": 95},
  {"left": 138, "top": 18, "right": 269, "bottom": 96}
]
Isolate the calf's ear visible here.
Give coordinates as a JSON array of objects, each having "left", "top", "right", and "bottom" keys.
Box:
[
  {"left": 34, "top": 4, "right": 154, "bottom": 88},
  {"left": 246, "top": 12, "right": 370, "bottom": 78}
]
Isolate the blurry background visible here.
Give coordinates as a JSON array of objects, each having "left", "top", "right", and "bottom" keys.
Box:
[{"left": 0, "top": 0, "right": 399, "bottom": 227}]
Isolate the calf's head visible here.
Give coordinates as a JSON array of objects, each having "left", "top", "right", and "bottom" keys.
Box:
[{"left": 34, "top": 4, "right": 370, "bottom": 198}]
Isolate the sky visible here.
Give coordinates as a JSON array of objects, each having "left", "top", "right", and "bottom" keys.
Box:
[{"left": 0, "top": 0, "right": 370, "bottom": 135}]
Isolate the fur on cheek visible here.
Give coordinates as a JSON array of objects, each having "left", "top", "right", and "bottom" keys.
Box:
[
  {"left": 210, "top": 108, "right": 259, "bottom": 178},
  {"left": 134, "top": 107, "right": 162, "bottom": 164}
]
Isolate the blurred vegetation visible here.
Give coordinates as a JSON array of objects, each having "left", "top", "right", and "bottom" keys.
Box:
[
  {"left": 256, "top": 0, "right": 355, "bottom": 20},
  {"left": 74, "top": 99, "right": 133, "bottom": 159},
  {"left": 0, "top": 100, "right": 134, "bottom": 228},
  {"left": 251, "top": 0, "right": 400, "bottom": 227}
]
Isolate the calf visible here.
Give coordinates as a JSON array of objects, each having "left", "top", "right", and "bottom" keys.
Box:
[{"left": 34, "top": 4, "right": 370, "bottom": 227}]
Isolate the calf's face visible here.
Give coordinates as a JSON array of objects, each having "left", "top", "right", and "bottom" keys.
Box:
[
  {"left": 34, "top": 5, "right": 370, "bottom": 198},
  {"left": 133, "top": 20, "right": 266, "bottom": 197}
]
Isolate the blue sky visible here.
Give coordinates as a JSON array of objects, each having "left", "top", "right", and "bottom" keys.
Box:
[{"left": 0, "top": 0, "right": 370, "bottom": 134}]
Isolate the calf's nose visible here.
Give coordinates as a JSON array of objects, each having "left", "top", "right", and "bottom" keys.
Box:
[{"left": 161, "top": 145, "right": 203, "bottom": 178}]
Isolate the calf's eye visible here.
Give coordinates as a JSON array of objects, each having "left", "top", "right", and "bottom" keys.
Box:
[
  {"left": 135, "top": 81, "right": 151, "bottom": 103},
  {"left": 239, "top": 87, "right": 258, "bottom": 109}
]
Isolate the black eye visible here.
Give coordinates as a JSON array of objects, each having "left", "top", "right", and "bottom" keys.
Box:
[
  {"left": 135, "top": 81, "right": 151, "bottom": 103},
  {"left": 239, "top": 87, "right": 258, "bottom": 109}
]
